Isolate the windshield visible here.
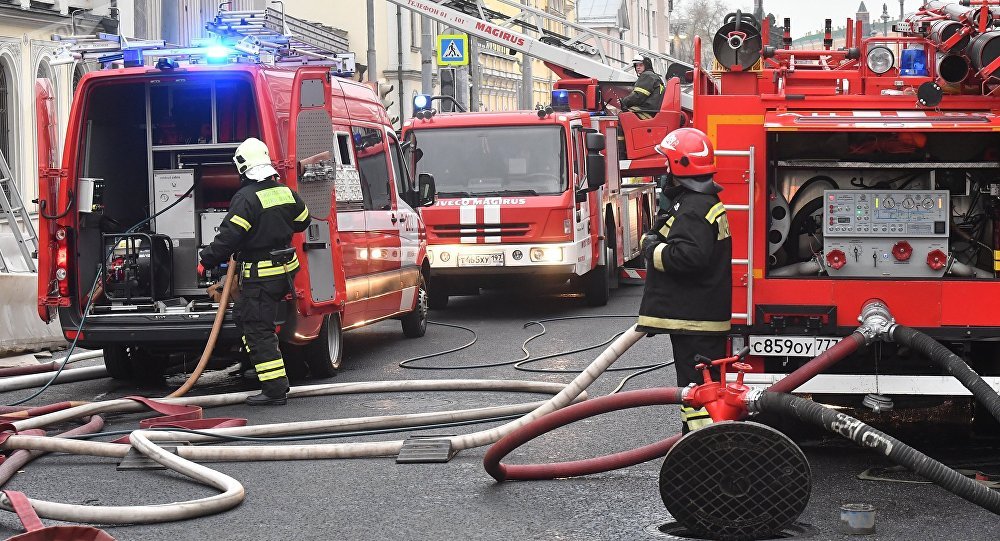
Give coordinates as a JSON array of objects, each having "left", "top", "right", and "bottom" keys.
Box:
[{"left": 412, "top": 126, "right": 567, "bottom": 196}]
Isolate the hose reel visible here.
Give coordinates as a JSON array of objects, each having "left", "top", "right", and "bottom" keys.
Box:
[{"left": 659, "top": 421, "right": 811, "bottom": 541}]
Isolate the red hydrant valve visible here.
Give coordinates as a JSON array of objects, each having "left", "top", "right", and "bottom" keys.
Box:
[
  {"left": 826, "top": 249, "right": 847, "bottom": 270},
  {"left": 926, "top": 249, "right": 947, "bottom": 271},
  {"left": 892, "top": 241, "right": 912, "bottom": 261}
]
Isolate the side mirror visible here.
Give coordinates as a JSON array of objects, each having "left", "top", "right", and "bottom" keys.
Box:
[
  {"left": 586, "top": 154, "right": 606, "bottom": 190},
  {"left": 585, "top": 132, "right": 606, "bottom": 152},
  {"left": 418, "top": 172, "right": 436, "bottom": 207}
]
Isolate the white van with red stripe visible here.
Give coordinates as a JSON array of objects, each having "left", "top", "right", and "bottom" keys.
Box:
[
  {"left": 36, "top": 64, "right": 434, "bottom": 379},
  {"left": 402, "top": 109, "right": 654, "bottom": 307}
]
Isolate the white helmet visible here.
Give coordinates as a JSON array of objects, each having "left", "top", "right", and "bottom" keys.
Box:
[{"left": 233, "top": 137, "right": 278, "bottom": 181}]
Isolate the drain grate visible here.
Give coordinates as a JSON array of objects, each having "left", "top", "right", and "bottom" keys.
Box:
[{"left": 659, "top": 421, "right": 812, "bottom": 541}]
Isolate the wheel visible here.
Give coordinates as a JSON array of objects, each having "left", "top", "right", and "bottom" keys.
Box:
[
  {"left": 428, "top": 277, "right": 449, "bottom": 309},
  {"left": 401, "top": 274, "right": 429, "bottom": 338},
  {"left": 584, "top": 246, "right": 613, "bottom": 307},
  {"left": 304, "top": 313, "right": 343, "bottom": 378},
  {"left": 101, "top": 344, "right": 134, "bottom": 380}
]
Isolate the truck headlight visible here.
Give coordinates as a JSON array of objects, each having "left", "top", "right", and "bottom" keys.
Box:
[
  {"left": 530, "top": 247, "right": 563, "bottom": 262},
  {"left": 867, "top": 46, "right": 894, "bottom": 75}
]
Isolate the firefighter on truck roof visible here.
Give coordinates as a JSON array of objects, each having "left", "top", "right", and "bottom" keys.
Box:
[
  {"left": 607, "top": 55, "right": 665, "bottom": 119},
  {"left": 637, "top": 128, "right": 733, "bottom": 433},
  {"left": 199, "top": 137, "right": 311, "bottom": 406}
]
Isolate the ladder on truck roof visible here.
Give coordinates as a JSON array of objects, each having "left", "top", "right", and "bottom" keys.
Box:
[
  {"left": 0, "top": 152, "right": 38, "bottom": 273},
  {"left": 384, "top": 0, "right": 692, "bottom": 84},
  {"left": 50, "top": 6, "right": 354, "bottom": 74}
]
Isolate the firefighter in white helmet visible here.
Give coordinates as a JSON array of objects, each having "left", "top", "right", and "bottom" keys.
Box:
[
  {"left": 199, "top": 137, "right": 311, "bottom": 406},
  {"left": 637, "top": 128, "right": 732, "bottom": 433}
]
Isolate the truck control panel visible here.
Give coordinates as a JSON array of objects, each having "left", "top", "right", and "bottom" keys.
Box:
[{"left": 822, "top": 190, "right": 950, "bottom": 278}]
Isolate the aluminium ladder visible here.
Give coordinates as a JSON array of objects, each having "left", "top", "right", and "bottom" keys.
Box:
[{"left": 0, "top": 151, "right": 38, "bottom": 273}]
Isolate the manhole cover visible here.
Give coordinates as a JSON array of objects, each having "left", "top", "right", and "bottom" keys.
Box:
[
  {"left": 650, "top": 521, "right": 817, "bottom": 540},
  {"left": 659, "top": 421, "right": 812, "bottom": 541}
]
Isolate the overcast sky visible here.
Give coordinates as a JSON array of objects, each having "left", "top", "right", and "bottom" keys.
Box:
[{"left": 723, "top": 0, "right": 911, "bottom": 37}]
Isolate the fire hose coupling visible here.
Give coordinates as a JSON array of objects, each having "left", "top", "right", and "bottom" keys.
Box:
[{"left": 856, "top": 299, "right": 897, "bottom": 345}]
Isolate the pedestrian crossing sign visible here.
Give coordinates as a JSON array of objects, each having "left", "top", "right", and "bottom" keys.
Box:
[{"left": 437, "top": 34, "right": 469, "bottom": 66}]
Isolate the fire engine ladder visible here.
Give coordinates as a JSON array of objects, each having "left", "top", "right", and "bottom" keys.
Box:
[
  {"left": 384, "top": 0, "right": 692, "bottom": 89},
  {"left": 50, "top": 6, "right": 352, "bottom": 72},
  {"left": 717, "top": 147, "right": 755, "bottom": 326},
  {"left": 0, "top": 151, "right": 38, "bottom": 273}
]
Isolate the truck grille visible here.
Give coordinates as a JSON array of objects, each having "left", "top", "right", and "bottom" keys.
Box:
[{"left": 429, "top": 223, "right": 531, "bottom": 241}]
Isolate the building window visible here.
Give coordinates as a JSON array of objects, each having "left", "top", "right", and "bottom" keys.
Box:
[
  {"left": 0, "top": 56, "right": 14, "bottom": 184},
  {"left": 411, "top": 12, "right": 419, "bottom": 48}
]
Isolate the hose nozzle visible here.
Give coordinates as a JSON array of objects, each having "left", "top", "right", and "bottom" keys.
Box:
[{"left": 857, "top": 299, "right": 896, "bottom": 345}]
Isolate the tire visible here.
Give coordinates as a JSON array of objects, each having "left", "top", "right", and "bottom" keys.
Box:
[
  {"left": 102, "top": 345, "right": 134, "bottom": 380},
  {"left": 304, "top": 313, "right": 343, "bottom": 378},
  {"left": 428, "top": 277, "right": 449, "bottom": 309},
  {"left": 584, "top": 246, "right": 613, "bottom": 307},
  {"left": 401, "top": 274, "right": 429, "bottom": 338}
]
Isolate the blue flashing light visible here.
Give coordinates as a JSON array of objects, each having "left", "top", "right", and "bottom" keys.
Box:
[
  {"left": 205, "top": 45, "right": 233, "bottom": 63},
  {"left": 900, "top": 48, "right": 927, "bottom": 77},
  {"left": 551, "top": 90, "right": 570, "bottom": 111},
  {"left": 413, "top": 94, "right": 432, "bottom": 112}
]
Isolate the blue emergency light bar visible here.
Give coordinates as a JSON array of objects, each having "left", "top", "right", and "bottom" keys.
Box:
[
  {"left": 413, "top": 94, "right": 432, "bottom": 113},
  {"left": 900, "top": 48, "right": 928, "bottom": 77},
  {"left": 551, "top": 90, "right": 570, "bottom": 112}
]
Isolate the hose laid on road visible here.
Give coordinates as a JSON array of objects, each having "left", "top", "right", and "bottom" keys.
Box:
[
  {"left": 0, "top": 350, "right": 103, "bottom": 378},
  {"left": 891, "top": 325, "right": 1000, "bottom": 424},
  {"left": 483, "top": 387, "right": 684, "bottom": 481},
  {"left": 167, "top": 258, "right": 237, "bottom": 398},
  {"left": 0, "top": 365, "right": 109, "bottom": 393},
  {"left": 754, "top": 392, "right": 1000, "bottom": 515},
  {"left": 0, "top": 329, "right": 644, "bottom": 524}
]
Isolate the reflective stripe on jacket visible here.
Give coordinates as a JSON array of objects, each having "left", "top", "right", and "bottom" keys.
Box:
[{"left": 637, "top": 188, "right": 732, "bottom": 334}]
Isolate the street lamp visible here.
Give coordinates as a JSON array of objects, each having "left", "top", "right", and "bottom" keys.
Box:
[{"left": 880, "top": 3, "right": 891, "bottom": 36}]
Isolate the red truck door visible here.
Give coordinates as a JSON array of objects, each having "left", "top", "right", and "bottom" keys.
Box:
[
  {"left": 285, "top": 67, "right": 346, "bottom": 311},
  {"left": 35, "top": 78, "right": 59, "bottom": 321}
]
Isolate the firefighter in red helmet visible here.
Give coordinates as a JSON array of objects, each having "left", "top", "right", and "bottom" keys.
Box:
[{"left": 638, "top": 128, "right": 733, "bottom": 433}]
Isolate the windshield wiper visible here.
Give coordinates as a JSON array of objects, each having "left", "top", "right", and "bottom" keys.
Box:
[
  {"left": 437, "top": 191, "right": 472, "bottom": 197},
  {"left": 476, "top": 189, "right": 539, "bottom": 196}
]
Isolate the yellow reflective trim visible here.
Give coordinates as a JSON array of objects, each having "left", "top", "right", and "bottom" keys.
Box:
[
  {"left": 258, "top": 368, "right": 287, "bottom": 381},
  {"left": 257, "top": 258, "right": 299, "bottom": 277},
  {"left": 653, "top": 244, "right": 667, "bottom": 272},
  {"left": 230, "top": 215, "right": 251, "bottom": 231},
  {"left": 294, "top": 207, "right": 309, "bottom": 222},
  {"left": 255, "top": 359, "right": 284, "bottom": 372},
  {"left": 634, "top": 87, "right": 651, "bottom": 96},
  {"left": 256, "top": 186, "right": 296, "bottom": 209},
  {"left": 637, "top": 315, "right": 731, "bottom": 332},
  {"left": 705, "top": 202, "right": 726, "bottom": 223},
  {"left": 687, "top": 417, "right": 714, "bottom": 431},
  {"left": 658, "top": 216, "right": 674, "bottom": 237}
]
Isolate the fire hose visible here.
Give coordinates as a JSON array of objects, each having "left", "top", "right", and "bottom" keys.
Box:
[{"left": 482, "top": 299, "right": 1000, "bottom": 520}]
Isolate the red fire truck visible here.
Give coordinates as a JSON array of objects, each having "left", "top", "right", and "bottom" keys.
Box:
[
  {"left": 402, "top": 105, "right": 654, "bottom": 307},
  {"left": 387, "top": 0, "right": 694, "bottom": 306},
  {"left": 693, "top": 6, "right": 1000, "bottom": 407},
  {"left": 35, "top": 11, "right": 434, "bottom": 379}
]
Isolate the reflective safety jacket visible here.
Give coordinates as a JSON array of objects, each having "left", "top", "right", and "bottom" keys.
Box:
[
  {"left": 199, "top": 178, "right": 311, "bottom": 282},
  {"left": 619, "top": 70, "right": 665, "bottom": 118},
  {"left": 637, "top": 187, "right": 732, "bottom": 334}
]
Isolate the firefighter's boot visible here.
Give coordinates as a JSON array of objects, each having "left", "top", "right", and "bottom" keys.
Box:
[{"left": 246, "top": 377, "right": 289, "bottom": 406}]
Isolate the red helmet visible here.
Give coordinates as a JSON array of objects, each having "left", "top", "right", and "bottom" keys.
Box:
[{"left": 654, "top": 127, "right": 717, "bottom": 178}]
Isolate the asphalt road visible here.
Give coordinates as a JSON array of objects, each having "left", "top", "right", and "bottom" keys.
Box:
[{"left": 0, "top": 283, "right": 997, "bottom": 540}]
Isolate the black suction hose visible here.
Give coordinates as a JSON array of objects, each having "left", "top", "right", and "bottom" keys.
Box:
[
  {"left": 755, "top": 392, "right": 1000, "bottom": 515},
  {"left": 891, "top": 325, "right": 1000, "bottom": 424}
]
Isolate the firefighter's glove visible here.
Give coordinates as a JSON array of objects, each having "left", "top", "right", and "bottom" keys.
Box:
[{"left": 642, "top": 233, "right": 661, "bottom": 264}]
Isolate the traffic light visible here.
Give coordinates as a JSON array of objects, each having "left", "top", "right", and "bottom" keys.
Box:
[{"left": 377, "top": 81, "right": 398, "bottom": 125}]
